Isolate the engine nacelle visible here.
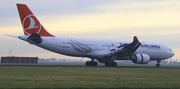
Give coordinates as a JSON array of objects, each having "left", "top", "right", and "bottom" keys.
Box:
[{"left": 131, "top": 54, "right": 150, "bottom": 64}]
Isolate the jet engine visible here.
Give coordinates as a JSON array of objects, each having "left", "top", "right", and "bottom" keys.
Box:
[{"left": 131, "top": 54, "right": 150, "bottom": 64}]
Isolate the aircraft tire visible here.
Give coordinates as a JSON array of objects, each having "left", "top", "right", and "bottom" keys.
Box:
[
  {"left": 112, "top": 62, "right": 117, "bottom": 66},
  {"left": 86, "top": 61, "right": 90, "bottom": 66},
  {"left": 86, "top": 61, "right": 97, "bottom": 66},
  {"left": 105, "top": 62, "right": 110, "bottom": 66},
  {"left": 92, "top": 62, "right": 97, "bottom": 66},
  {"left": 156, "top": 64, "right": 161, "bottom": 67}
]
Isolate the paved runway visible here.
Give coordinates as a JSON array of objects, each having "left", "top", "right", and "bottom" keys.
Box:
[{"left": 0, "top": 64, "right": 180, "bottom": 69}]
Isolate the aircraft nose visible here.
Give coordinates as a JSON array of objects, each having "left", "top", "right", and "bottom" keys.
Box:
[
  {"left": 167, "top": 50, "right": 175, "bottom": 58},
  {"left": 170, "top": 51, "right": 175, "bottom": 57}
]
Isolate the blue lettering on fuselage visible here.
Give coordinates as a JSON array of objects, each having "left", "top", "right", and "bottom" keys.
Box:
[
  {"left": 119, "top": 42, "right": 161, "bottom": 49},
  {"left": 119, "top": 43, "right": 126, "bottom": 45},
  {"left": 141, "top": 44, "right": 160, "bottom": 49}
]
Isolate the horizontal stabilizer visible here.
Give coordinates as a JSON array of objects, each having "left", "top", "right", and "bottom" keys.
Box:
[{"left": 4, "top": 34, "right": 18, "bottom": 38}]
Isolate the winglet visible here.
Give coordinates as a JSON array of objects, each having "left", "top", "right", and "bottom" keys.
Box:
[{"left": 133, "top": 36, "right": 139, "bottom": 42}]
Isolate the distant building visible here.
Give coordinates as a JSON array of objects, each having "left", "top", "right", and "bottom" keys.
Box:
[{"left": 1, "top": 56, "right": 38, "bottom": 63}]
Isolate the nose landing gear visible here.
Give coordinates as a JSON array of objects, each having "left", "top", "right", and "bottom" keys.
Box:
[{"left": 156, "top": 60, "right": 161, "bottom": 67}]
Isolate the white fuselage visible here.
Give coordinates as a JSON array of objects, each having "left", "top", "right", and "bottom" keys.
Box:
[{"left": 19, "top": 35, "right": 174, "bottom": 62}]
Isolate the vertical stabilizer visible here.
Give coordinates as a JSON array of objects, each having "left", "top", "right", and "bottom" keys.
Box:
[{"left": 16, "top": 4, "right": 54, "bottom": 37}]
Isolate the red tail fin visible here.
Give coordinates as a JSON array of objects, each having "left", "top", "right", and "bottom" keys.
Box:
[{"left": 16, "top": 4, "right": 54, "bottom": 37}]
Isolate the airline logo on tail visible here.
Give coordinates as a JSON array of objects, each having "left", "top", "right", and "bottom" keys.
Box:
[
  {"left": 17, "top": 3, "right": 54, "bottom": 37},
  {"left": 23, "top": 14, "right": 41, "bottom": 35}
]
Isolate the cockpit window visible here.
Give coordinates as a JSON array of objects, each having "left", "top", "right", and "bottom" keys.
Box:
[{"left": 169, "top": 49, "right": 172, "bottom": 51}]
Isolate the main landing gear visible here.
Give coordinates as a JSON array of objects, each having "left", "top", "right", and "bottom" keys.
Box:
[
  {"left": 105, "top": 62, "right": 117, "bottom": 66},
  {"left": 156, "top": 60, "right": 161, "bottom": 67},
  {"left": 86, "top": 58, "right": 98, "bottom": 66},
  {"left": 105, "top": 59, "right": 117, "bottom": 67}
]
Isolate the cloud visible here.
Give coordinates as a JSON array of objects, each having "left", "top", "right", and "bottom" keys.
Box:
[
  {"left": 40, "top": 11, "right": 180, "bottom": 36},
  {"left": 93, "top": 0, "right": 180, "bottom": 12},
  {"left": 2, "top": 0, "right": 180, "bottom": 33}
]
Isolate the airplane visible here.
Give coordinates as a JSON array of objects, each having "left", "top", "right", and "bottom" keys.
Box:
[{"left": 8, "top": 3, "right": 175, "bottom": 67}]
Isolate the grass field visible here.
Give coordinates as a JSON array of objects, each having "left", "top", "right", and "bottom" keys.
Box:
[{"left": 0, "top": 65, "right": 180, "bottom": 88}]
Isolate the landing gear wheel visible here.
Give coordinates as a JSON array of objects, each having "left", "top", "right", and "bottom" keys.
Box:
[
  {"left": 156, "top": 60, "right": 161, "bottom": 67},
  {"left": 112, "top": 62, "right": 117, "bottom": 66},
  {"left": 92, "top": 62, "right": 97, "bottom": 66},
  {"left": 86, "top": 61, "right": 97, "bottom": 66},
  {"left": 156, "top": 64, "right": 160, "bottom": 67},
  {"left": 86, "top": 61, "right": 90, "bottom": 66},
  {"left": 105, "top": 62, "right": 117, "bottom": 66},
  {"left": 105, "top": 62, "right": 111, "bottom": 66}
]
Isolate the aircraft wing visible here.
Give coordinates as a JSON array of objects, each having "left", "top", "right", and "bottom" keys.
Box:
[{"left": 105, "top": 36, "right": 141, "bottom": 57}]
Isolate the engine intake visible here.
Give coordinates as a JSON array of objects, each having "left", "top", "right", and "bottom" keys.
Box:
[{"left": 131, "top": 54, "right": 150, "bottom": 64}]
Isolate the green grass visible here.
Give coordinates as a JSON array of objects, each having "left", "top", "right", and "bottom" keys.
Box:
[
  {"left": 1, "top": 63, "right": 180, "bottom": 67},
  {"left": 0, "top": 66, "right": 180, "bottom": 88}
]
